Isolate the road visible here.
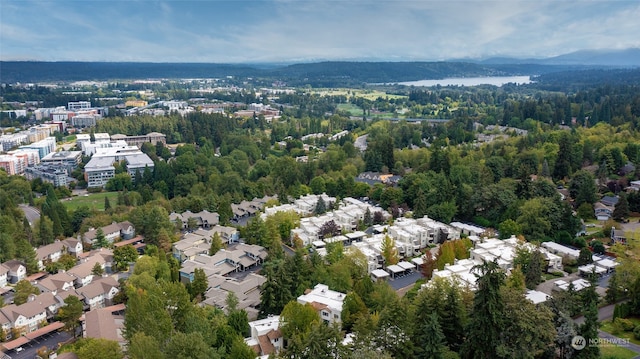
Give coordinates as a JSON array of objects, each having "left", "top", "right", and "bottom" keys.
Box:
[
  {"left": 18, "top": 204, "right": 40, "bottom": 226},
  {"left": 4, "top": 331, "right": 72, "bottom": 359},
  {"left": 574, "top": 303, "right": 640, "bottom": 358}
]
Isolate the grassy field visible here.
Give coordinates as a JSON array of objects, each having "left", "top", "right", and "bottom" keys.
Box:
[
  {"left": 337, "top": 103, "right": 364, "bottom": 116},
  {"left": 62, "top": 192, "right": 120, "bottom": 212},
  {"left": 313, "top": 89, "right": 407, "bottom": 101},
  {"left": 599, "top": 344, "right": 638, "bottom": 359}
]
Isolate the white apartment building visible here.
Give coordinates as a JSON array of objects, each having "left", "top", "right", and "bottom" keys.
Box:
[
  {"left": 0, "top": 133, "right": 28, "bottom": 151},
  {"left": 68, "top": 101, "right": 92, "bottom": 110}
]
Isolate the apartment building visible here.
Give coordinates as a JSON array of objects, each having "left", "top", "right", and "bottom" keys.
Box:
[{"left": 40, "top": 151, "right": 82, "bottom": 174}]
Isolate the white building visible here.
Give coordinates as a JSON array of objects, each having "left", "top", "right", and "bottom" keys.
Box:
[
  {"left": 244, "top": 316, "right": 283, "bottom": 357},
  {"left": 297, "top": 284, "right": 346, "bottom": 325}
]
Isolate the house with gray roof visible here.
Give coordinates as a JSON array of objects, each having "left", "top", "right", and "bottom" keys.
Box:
[
  {"left": 76, "top": 276, "right": 119, "bottom": 310},
  {"left": 35, "top": 241, "right": 66, "bottom": 270},
  {"left": 2, "top": 260, "right": 26, "bottom": 284}
]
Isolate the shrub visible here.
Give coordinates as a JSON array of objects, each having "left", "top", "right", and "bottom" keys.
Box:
[
  {"left": 634, "top": 325, "right": 640, "bottom": 340},
  {"left": 612, "top": 318, "right": 635, "bottom": 333}
]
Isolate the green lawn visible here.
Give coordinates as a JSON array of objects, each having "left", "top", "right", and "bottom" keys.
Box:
[
  {"left": 599, "top": 344, "right": 638, "bottom": 359},
  {"left": 600, "top": 318, "right": 640, "bottom": 346},
  {"left": 62, "top": 192, "right": 119, "bottom": 212},
  {"left": 337, "top": 103, "right": 365, "bottom": 116}
]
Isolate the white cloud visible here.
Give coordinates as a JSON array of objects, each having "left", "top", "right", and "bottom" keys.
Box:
[{"left": 1, "top": 0, "right": 639, "bottom": 62}]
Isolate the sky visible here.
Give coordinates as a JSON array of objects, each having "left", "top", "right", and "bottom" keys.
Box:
[{"left": 1, "top": 0, "right": 639, "bottom": 63}]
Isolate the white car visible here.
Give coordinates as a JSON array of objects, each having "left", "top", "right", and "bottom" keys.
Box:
[{"left": 15, "top": 346, "right": 24, "bottom": 352}]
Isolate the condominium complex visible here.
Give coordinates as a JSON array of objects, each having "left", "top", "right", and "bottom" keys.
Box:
[{"left": 41, "top": 151, "right": 82, "bottom": 174}]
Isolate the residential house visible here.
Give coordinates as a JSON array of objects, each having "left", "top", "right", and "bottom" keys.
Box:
[
  {"left": 35, "top": 241, "right": 66, "bottom": 270},
  {"left": 62, "top": 237, "right": 84, "bottom": 257},
  {"left": 67, "top": 255, "right": 106, "bottom": 287},
  {"left": 172, "top": 233, "right": 210, "bottom": 262},
  {"left": 0, "top": 264, "right": 8, "bottom": 287},
  {"left": 83, "top": 221, "right": 135, "bottom": 246},
  {"left": 82, "top": 304, "right": 126, "bottom": 348},
  {"left": 179, "top": 244, "right": 267, "bottom": 283},
  {"left": 0, "top": 310, "right": 11, "bottom": 339},
  {"left": 210, "top": 225, "right": 239, "bottom": 244},
  {"left": 169, "top": 210, "right": 220, "bottom": 229},
  {"left": 594, "top": 202, "right": 615, "bottom": 221},
  {"left": 0, "top": 292, "right": 58, "bottom": 335},
  {"left": 76, "top": 276, "right": 119, "bottom": 310},
  {"left": 245, "top": 316, "right": 283, "bottom": 357},
  {"left": 202, "top": 273, "right": 266, "bottom": 320},
  {"left": 297, "top": 284, "right": 346, "bottom": 325},
  {"left": 3, "top": 260, "right": 26, "bottom": 284},
  {"left": 35, "top": 272, "right": 76, "bottom": 294},
  {"left": 355, "top": 172, "right": 402, "bottom": 186}
]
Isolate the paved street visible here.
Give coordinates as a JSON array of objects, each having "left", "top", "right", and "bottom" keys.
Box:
[
  {"left": 18, "top": 204, "right": 40, "bottom": 227},
  {"left": 574, "top": 303, "right": 640, "bottom": 358}
]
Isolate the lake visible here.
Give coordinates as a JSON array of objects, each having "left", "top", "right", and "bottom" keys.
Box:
[{"left": 396, "top": 76, "right": 532, "bottom": 87}]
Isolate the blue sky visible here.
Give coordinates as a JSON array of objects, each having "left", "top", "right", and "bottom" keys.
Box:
[{"left": 1, "top": 0, "right": 639, "bottom": 63}]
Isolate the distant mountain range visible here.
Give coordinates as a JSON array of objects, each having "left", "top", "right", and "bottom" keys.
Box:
[
  {"left": 0, "top": 49, "right": 638, "bottom": 85},
  {"left": 464, "top": 48, "right": 640, "bottom": 67}
]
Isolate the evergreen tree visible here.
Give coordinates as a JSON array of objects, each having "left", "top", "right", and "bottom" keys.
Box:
[
  {"left": 190, "top": 268, "right": 208, "bottom": 302},
  {"left": 104, "top": 196, "right": 112, "bottom": 211},
  {"left": 92, "top": 262, "right": 104, "bottom": 276},
  {"left": 441, "top": 282, "right": 467, "bottom": 352},
  {"left": 314, "top": 196, "right": 327, "bottom": 215},
  {"left": 525, "top": 249, "right": 544, "bottom": 290},
  {"left": 612, "top": 193, "right": 629, "bottom": 221},
  {"left": 417, "top": 312, "right": 445, "bottom": 359},
  {"left": 38, "top": 216, "right": 55, "bottom": 245},
  {"left": 554, "top": 132, "right": 573, "bottom": 179},
  {"left": 461, "top": 260, "right": 506, "bottom": 359},
  {"left": 576, "top": 273, "right": 599, "bottom": 359},
  {"left": 58, "top": 295, "right": 84, "bottom": 337},
  {"left": 209, "top": 232, "right": 223, "bottom": 255},
  {"left": 94, "top": 228, "right": 109, "bottom": 249},
  {"left": 259, "top": 260, "right": 293, "bottom": 317},
  {"left": 363, "top": 207, "right": 373, "bottom": 227}
]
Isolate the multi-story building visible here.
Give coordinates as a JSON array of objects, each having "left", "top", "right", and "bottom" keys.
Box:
[
  {"left": 19, "top": 137, "right": 56, "bottom": 159},
  {"left": 71, "top": 113, "right": 100, "bottom": 128},
  {"left": 41, "top": 151, "right": 82, "bottom": 174},
  {"left": 0, "top": 155, "right": 22, "bottom": 175},
  {"left": 124, "top": 154, "right": 154, "bottom": 178},
  {"left": 297, "top": 284, "right": 346, "bottom": 325},
  {"left": 24, "top": 165, "right": 70, "bottom": 187},
  {"left": 0, "top": 133, "right": 28, "bottom": 151},
  {"left": 84, "top": 157, "right": 116, "bottom": 187},
  {"left": 109, "top": 132, "right": 166, "bottom": 148},
  {"left": 68, "top": 101, "right": 92, "bottom": 110}
]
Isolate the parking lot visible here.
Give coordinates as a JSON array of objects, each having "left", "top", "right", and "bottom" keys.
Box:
[{"left": 4, "top": 331, "right": 72, "bottom": 359}]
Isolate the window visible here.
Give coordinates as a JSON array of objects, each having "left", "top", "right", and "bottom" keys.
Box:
[{"left": 322, "top": 312, "right": 329, "bottom": 317}]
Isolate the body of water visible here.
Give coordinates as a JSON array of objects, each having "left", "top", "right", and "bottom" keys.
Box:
[{"left": 397, "top": 75, "right": 532, "bottom": 87}]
